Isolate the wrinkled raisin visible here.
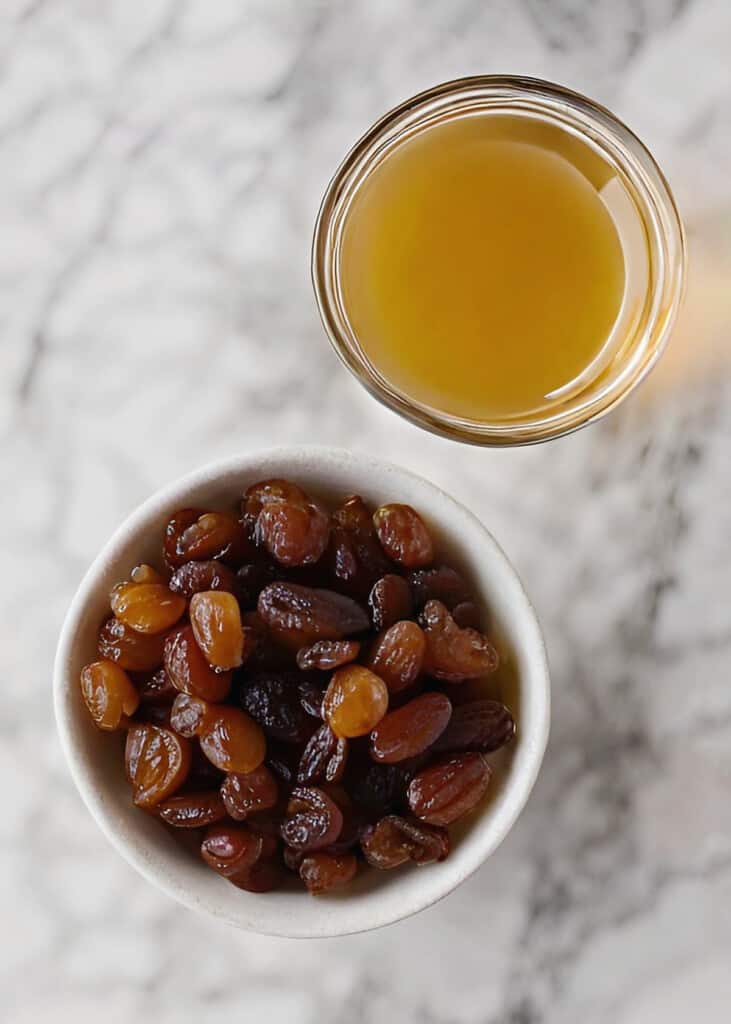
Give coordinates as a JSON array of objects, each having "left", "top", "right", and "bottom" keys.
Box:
[
  {"left": 296, "top": 639, "right": 360, "bottom": 672},
  {"left": 409, "top": 565, "right": 471, "bottom": 610},
  {"left": 297, "top": 723, "right": 348, "bottom": 784},
  {"left": 80, "top": 661, "right": 139, "bottom": 731},
  {"left": 297, "top": 677, "right": 325, "bottom": 719},
  {"left": 368, "top": 574, "right": 413, "bottom": 631},
  {"left": 169, "top": 692, "right": 211, "bottom": 738},
  {"left": 169, "top": 559, "right": 237, "bottom": 598},
  {"left": 370, "top": 693, "right": 452, "bottom": 763},
  {"left": 110, "top": 581, "right": 185, "bottom": 635},
  {"left": 199, "top": 706, "right": 266, "bottom": 774},
  {"left": 360, "top": 815, "right": 449, "bottom": 868},
  {"left": 373, "top": 504, "right": 434, "bottom": 568},
  {"left": 137, "top": 667, "right": 176, "bottom": 704},
  {"left": 407, "top": 753, "right": 491, "bottom": 825},
  {"left": 422, "top": 600, "right": 498, "bottom": 682},
  {"left": 433, "top": 699, "right": 515, "bottom": 753},
  {"left": 164, "top": 625, "right": 232, "bottom": 702},
  {"left": 330, "top": 495, "right": 392, "bottom": 597},
  {"left": 125, "top": 724, "right": 192, "bottom": 808},
  {"left": 346, "top": 759, "right": 408, "bottom": 816},
  {"left": 157, "top": 791, "right": 227, "bottom": 828},
  {"left": 166, "top": 510, "right": 251, "bottom": 569},
  {"left": 323, "top": 665, "right": 389, "bottom": 738},
  {"left": 189, "top": 591, "right": 246, "bottom": 671},
  {"left": 280, "top": 786, "right": 343, "bottom": 852},
  {"left": 239, "top": 672, "right": 313, "bottom": 743},
  {"left": 98, "top": 616, "right": 166, "bottom": 672},
  {"left": 201, "top": 824, "right": 264, "bottom": 877},
  {"left": 221, "top": 765, "right": 279, "bottom": 820},
  {"left": 244, "top": 479, "right": 330, "bottom": 567},
  {"left": 258, "top": 582, "right": 369, "bottom": 649},
  {"left": 300, "top": 852, "right": 357, "bottom": 894},
  {"left": 367, "top": 620, "right": 426, "bottom": 693},
  {"left": 235, "top": 560, "right": 279, "bottom": 609}
]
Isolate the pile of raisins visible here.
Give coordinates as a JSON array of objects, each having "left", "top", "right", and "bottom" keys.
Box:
[{"left": 80, "top": 481, "right": 515, "bottom": 896}]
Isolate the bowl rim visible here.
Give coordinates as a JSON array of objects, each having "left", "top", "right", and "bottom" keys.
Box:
[{"left": 53, "top": 445, "right": 550, "bottom": 937}]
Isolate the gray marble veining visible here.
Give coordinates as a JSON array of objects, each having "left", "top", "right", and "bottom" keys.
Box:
[{"left": 2, "top": 1, "right": 731, "bottom": 1021}]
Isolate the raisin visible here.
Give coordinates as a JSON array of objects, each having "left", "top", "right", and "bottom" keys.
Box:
[
  {"left": 283, "top": 846, "right": 305, "bottom": 872},
  {"left": 409, "top": 565, "right": 471, "bottom": 610},
  {"left": 330, "top": 495, "right": 392, "bottom": 597},
  {"left": 164, "top": 625, "right": 232, "bottom": 702},
  {"left": 187, "top": 745, "right": 226, "bottom": 789},
  {"left": 373, "top": 504, "right": 434, "bottom": 568},
  {"left": 451, "top": 601, "right": 482, "bottom": 630},
  {"left": 360, "top": 815, "right": 449, "bottom": 868},
  {"left": 166, "top": 510, "right": 251, "bottom": 569},
  {"left": 368, "top": 574, "right": 413, "bottom": 631},
  {"left": 189, "top": 591, "right": 247, "bottom": 671},
  {"left": 244, "top": 479, "right": 330, "bottom": 567},
  {"left": 157, "top": 791, "right": 227, "bottom": 828},
  {"left": 296, "top": 639, "right": 360, "bottom": 672},
  {"left": 280, "top": 786, "right": 343, "bottom": 852},
  {"left": 201, "top": 824, "right": 264, "bottom": 877},
  {"left": 125, "top": 724, "right": 192, "bottom": 808},
  {"left": 199, "top": 706, "right": 266, "bottom": 774},
  {"left": 221, "top": 765, "right": 279, "bottom": 820},
  {"left": 169, "top": 560, "right": 237, "bottom": 598},
  {"left": 239, "top": 672, "right": 313, "bottom": 743},
  {"left": 300, "top": 852, "right": 357, "bottom": 894},
  {"left": 130, "top": 564, "right": 166, "bottom": 584},
  {"left": 265, "top": 741, "right": 300, "bottom": 785},
  {"left": 98, "top": 616, "right": 166, "bottom": 672},
  {"left": 297, "top": 723, "right": 347, "bottom": 784},
  {"left": 235, "top": 560, "right": 278, "bottom": 609},
  {"left": 370, "top": 692, "right": 452, "bottom": 763},
  {"left": 80, "top": 661, "right": 139, "bottom": 731},
  {"left": 229, "top": 860, "right": 283, "bottom": 892},
  {"left": 323, "top": 665, "right": 389, "bottom": 738},
  {"left": 169, "top": 692, "right": 212, "bottom": 738},
  {"left": 297, "top": 677, "right": 326, "bottom": 719},
  {"left": 422, "top": 600, "right": 499, "bottom": 682},
  {"left": 258, "top": 582, "right": 369, "bottom": 649},
  {"left": 366, "top": 620, "right": 426, "bottom": 693},
  {"left": 137, "top": 667, "right": 176, "bottom": 704},
  {"left": 134, "top": 703, "right": 172, "bottom": 728},
  {"left": 432, "top": 699, "right": 514, "bottom": 754},
  {"left": 110, "top": 581, "right": 186, "bottom": 635},
  {"left": 407, "top": 753, "right": 491, "bottom": 825}
]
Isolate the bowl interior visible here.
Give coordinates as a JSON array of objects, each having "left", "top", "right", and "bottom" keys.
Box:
[{"left": 54, "top": 447, "right": 549, "bottom": 937}]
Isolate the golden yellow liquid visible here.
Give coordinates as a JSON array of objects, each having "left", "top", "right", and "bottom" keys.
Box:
[{"left": 340, "top": 115, "right": 627, "bottom": 421}]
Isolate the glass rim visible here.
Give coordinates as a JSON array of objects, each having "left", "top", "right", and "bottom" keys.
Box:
[{"left": 311, "top": 75, "right": 687, "bottom": 447}]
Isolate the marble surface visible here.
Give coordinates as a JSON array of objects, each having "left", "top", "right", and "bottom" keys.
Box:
[{"left": 2, "top": 1, "right": 731, "bottom": 1021}]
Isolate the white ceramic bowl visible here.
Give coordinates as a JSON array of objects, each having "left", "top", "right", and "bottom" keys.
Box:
[{"left": 54, "top": 446, "right": 550, "bottom": 937}]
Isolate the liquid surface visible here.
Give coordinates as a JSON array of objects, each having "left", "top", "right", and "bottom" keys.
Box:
[{"left": 340, "top": 115, "right": 627, "bottom": 421}]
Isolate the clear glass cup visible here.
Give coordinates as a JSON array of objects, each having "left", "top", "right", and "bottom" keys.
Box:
[{"left": 312, "top": 75, "right": 686, "bottom": 446}]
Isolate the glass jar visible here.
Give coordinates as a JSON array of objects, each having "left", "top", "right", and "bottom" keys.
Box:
[{"left": 311, "top": 75, "right": 686, "bottom": 446}]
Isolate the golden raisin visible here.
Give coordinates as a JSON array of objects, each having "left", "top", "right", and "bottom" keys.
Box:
[
  {"left": 130, "top": 563, "right": 166, "bottom": 584},
  {"left": 125, "top": 724, "right": 192, "bottom": 808},
  {"left": 198, "top": 706, "right": 266, "bottom": 774},
  {"left": 189, "top": 591, "right": 245, "bottom": 670},
  {"left": 97, "top": 616, "right": 166, "bottom": 672},
  {"left": 110, "top": 581, "right": 186, "bottom": 635},
  {"left": 323, "top": 665, "right": 389, "bottom": 738},
  {"left": 80, "top": 660, "right": 139, "bottom": 730}
]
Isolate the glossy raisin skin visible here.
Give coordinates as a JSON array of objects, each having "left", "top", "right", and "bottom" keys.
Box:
[
  {"left": 422, "top": 600, "right": 499, "bottom": 682},
  {"left": 368, "top": 574, "right": 413, "bottom": 631},
  {"left": 244, "top": 479, "right": 330, "bottom": 567},
  {"left": 360, "top": 815, "right": 449, "bottom": 868},
  {"left": 80, "top": 661, "right": 139, "bottom": 730},
  {"left": 297, "top": 724, "right": 348, "bottom": 784},
  {"left": 221, "top": 765, "right": 279, "bottom": 820},
  {"left": 330, "top": 495, "right": 392, "bottom": 598},
  {"left": 407, "top": 753, "right": 492, "bottom": 825},
  {"left": 409, "top": 565, "right": 471, "bottom": 610},
  {"left": 125, "top": 725, "right": 192, "bottom": 808},
  {"left": 169, "top": 560, "right": 237, "bottom": 598},
  {"left": 199, "top": 706, "right": 266, "bottom": 774},
  {"left": 280, "top": 787, "right": 343, "bottom": 852},
  {"left": 370, "top": 693, "right": 452, "bottom": 763},
  {"left": 169, "top": 692, "right": 211, "bottom": 738},
  {"left": 300, "top": 852, "right": 357, "bottom": 894},
  {"left": 258, "top": 582, "right": 369, "bottom": 649},
  {"left": 296, "top": 639, "right": 360, "bottom": 672},
  {"left": 323, "top": 665, "right": 389, "bottom": 738},
  {"left": 201, "top": 824, "right": 266, "bottom": 877},
  {"left": 98, "top": 616, "right": 166, "bottom": 672},
  {"left": 157, "top": 791, "right": 227, "bottom": 828},
  {"left": 164, "top": 625, "right": 232, "bottom": 702},
  {"left": 165, "top": 509, "right": 252, "bottom": 570},
  {"left": 138, "top": 667, "right": 176, "bottom": 704},
  {"left": 190, "top": 591, "right": 246, "bottom": 671},
  {"left": 366, "top": 620, "right": 426, "bottom": 694},
  {"left": 239, "top": 672, "right": 313, "bottom": 743},
  {"left": 373, "top": 504, "right": 434, "bottom": 568},
  {"left": 432, "top": 700, "right": 515, "bottom": 754}
]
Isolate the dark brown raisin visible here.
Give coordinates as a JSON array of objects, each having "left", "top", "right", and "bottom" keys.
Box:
[
  {"left": 300, "top": 852, "right": 357, "bottom": 894},
  {"left": 366, "top": 621, "right": 426, "bottom": 693},
  {"left": 169, "top": 560, "right": 237, "bottom": 598},
  {"left": 164, "top": 624, "right": 232, "bottom": 702},
  {"left": 243, "top": 479, "right": 330, "bottom": 567},
  {"left": 221, "top": 765, "right": 279, "bottom": 820},
  {"left": 239, "top": 672, "right": 313, "bottom": 743},
  {"left": 137, "top": 667, "right": 176, "bottom": 704},
  {"left": 235, "top": 560, "right": 279, "bottom": 609},
  {"left": 360, "top": 815, "right": 449, "bottom": 868},
  {"left": 280, "top": 786, "right": 343, "bottom": 852},
  {"left": 409, "top": 565, "right": 472, "bottom": 610},
  {"left": 373, "top": 504, "right": 434, "bottom": 568},
  {"left": 98, "top": 616, "right": 166, "bottom": 672},
  {"left": 296, "top": 639, "right": 360, "bottom": 672},
  {"left": 157, "top": 791, "right": 227, "bottom": 828},
  {"left": 297, "top": 723, "right": 348, "bottom": 785},
  {"left": 297, "top": 677, "right": 326, "bottom": 719},
  {"left": 258, "top": 582, "right": 369, "bottom": 649},
  {"left": 368, "top": 574, "right": 413, "bottom": 631},
  {"left": 432, "top": 699, "right": 515, "bottom": 754},
  {"left": 451, "top": 601, "right": 482, "bottom": 630},
  {"left": 330, "top": 495, "right": 392, "bottom": 597},
  {"left": 407, "top": 753, "right": 491, "bottom": 825},
  {"left": 370, "top": 692, "right": 452, "bottom": 763},
  {"left": 201, "top": 824, "right": 264, "bottom": 877},
  {"left": 422, "top": 600, "right": 499, "bottom": 682}
]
